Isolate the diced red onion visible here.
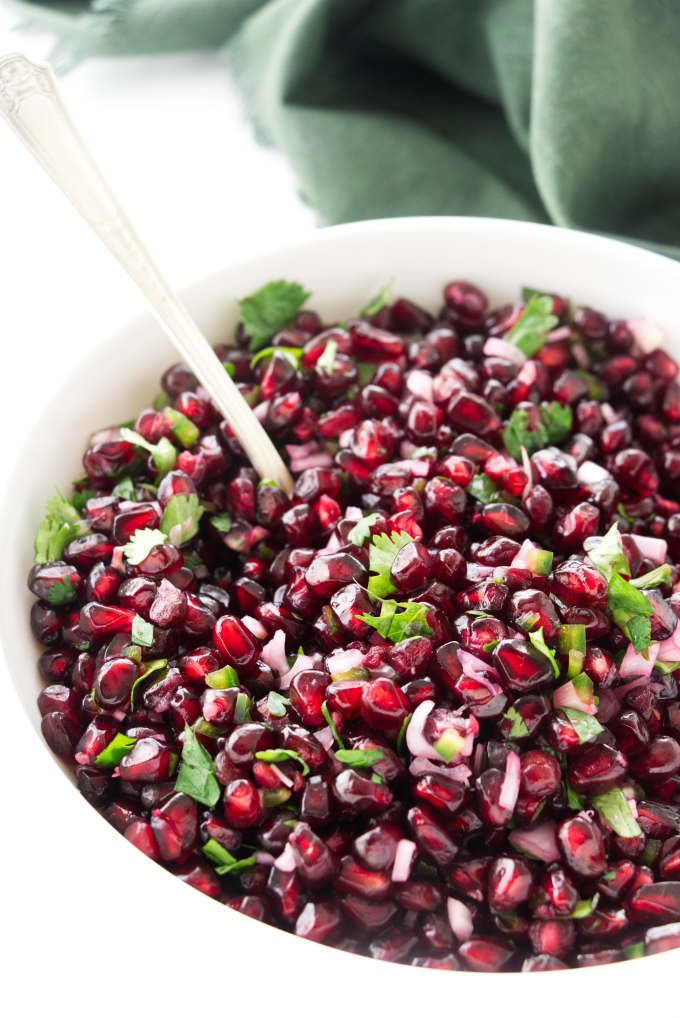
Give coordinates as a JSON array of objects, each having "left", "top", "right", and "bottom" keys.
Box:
[
  {"left": 391, "top": 839, "right": 417, "bottom": 882},
  {"left": 241, "top": 615, "right": 269, "bottom": 641},
  {"left": 447, "top": 897, "right": 474, "bottom": 941},
  {"left": 408, "top": 758, "right": 471, "bottom": 783},
  {"left": 628, "top": 317, "right": 664, "bottom": 353},
  {"left": 111, "top": 546, "right": 126, "bottom": 572},
  {"left": 344, "top": 505, "right": 364, "bottom": 522},
  {"left": 657, "top": 620, "right": 680, "bottom": 662},
  {"left": 406, "top": 699, "right": 440, "bottom": 760},
  {"left": 511, "top": 538, "right": 535, "bottom": 569},
  {"left": 409, "top": 459, "right": 431, "bottom": 477},
  {"left": 458, "top": 649, "right": 503, "bottom": 690},
  {"left": 577, "top": 460, "right": 610, "bottom": 486},
  {"left": 508, "top": 821, "right": 560, "bottom": 863},
  {"left": 600, "top": 402, "right": 618, "bottom": 425},
  {"left": 517, "top": 359, "right": 537, "bottom": 386},
  {"left": 253, "top": 400, "right": 270, "bottom": 423},
  {"left": 92, "top": 427, "right": 122, "bottom": 445},
  {"left": 320, "top": 531, "right": 342, "bottom": 553},
  {"left": 499, "top": 750, "right": 521, "bottom": 811},
  {"left": 406, "top": 369, "right": 435, "bottom": 403},
  {"left": 571, "top": 342, "right": 590, "bottom": 369},
  {"left": 620, "top": 641, "right": 659, "bottom": 678},
  {"left": 400, "top": 440, "right": 417, "bottom": 458},
  {"left": 261, "top": 629, "right": 288, "bottom": 676},
  {"left": 483, "top": 338, "right": 526, "bottom": 367},
  {"left": 279, "top": 652, "right": 316, "bottom": 691},
  {"left": 290, "top": 452, "right": 333, "bottom": 471},
  {"left": 629, "top": 534, "right": 668, "bottom": 566},
  {"left": 274, "top": 842, "right": 297, "bottom": 872},
  {"left": 254, "top": 851, "right": 276, "bottom": 866},
  {"left": 285, "top": 441, "right": 319, "bottom": 459},
  {"left": 74, "top": 751, "right": 89, "bottom": 765},
  {"left": 546, "top": 325, "right": 571, "bottom": 342},
  {"left": 520, "top": 446, "right": 533, "bottom": 496},
  {"left": 327, "top": 648, "right": 365, "bottom": 677},
  {"left": 553, "top": 680, "right": 597, "bottom": 715},
  {"left": 270, "top": 764, "right": 294, "bottom": 789},
  {"left": 313, "top": 726, "right": 335, "bottom": 752}
]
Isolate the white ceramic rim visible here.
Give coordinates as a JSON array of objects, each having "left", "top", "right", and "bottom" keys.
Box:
[{"left": 3, "top": 216, "right": 680, "bottom": 1011}]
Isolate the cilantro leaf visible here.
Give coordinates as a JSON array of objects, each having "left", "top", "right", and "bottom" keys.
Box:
[
  {"left": 72, "top": 487, "right": 96, "bottom": 512},
  {"left": 466, "top": 474, "right": 501, "bottom": 504},
  {"left": 46, "top": 491, "right": 82, "bottom": 527},
  {"left": 249, "top": 346, "right": 303, "bottom": 370},
  {"left": 123, "top": 527, "right": 167, "bottom": 565},
  {"left": 254, "top": 748, "right": 310, "bottom": 776},
  {"left": 131, "top": 613, "right": 154, "bottom": 648},
  {"left": 504, "top": 706, "right": 530, "bottom": 739},
  {"left": 528, "top": 627, "right": 559, "bottom": 678},
  {"left": 591, "top": 787, "right": 642, "bottom": 838},
  {"left": 34, "top": 491, "right": 85, "bottom": 564},
  {"left": 202, "top": 837, "right": 255, "bottom": 875},
  {"left": 211, "top": 512, "right": 232, "bottom": 534},
  {"left": 359, "top": 600, "right": 433, "bottom": 643},
  {"left": 174, "top": 724, "right": 221, "bottom": 807},
  {"left": 562, "top": 707, "right": 604, "bottom": 744},
  {"left": 119, "top": 427, "right": 177, "bottom": 475},
  {"left": 129, "top": 658, "right": 168, "bottom": 710},
  {"left": 266, "top": 691, "right": 290, "bottom": 718},
  {"left": 237, "top": 280, "right": 311, "bottom": 352},
  {"left": 111, "top": 476, "right": 136, "bottom": 500},
  {"left": 46, "top": 575, "right": 76, "bottom": 605},
  {"left": 587, "top": 523, "right": 629, "bottom": 581},
  {"left": 162, "top": 407, "right": 200, "bottom": 448},
  {"left": 335, "top": 748, "right": 385, "bottom": 769},
  {"left": 540, "top": 402, "right": 573, "bottom": 445},
  {"left": 347, "top": 512, "right": 381, "bottom": 547},
  {"left": 361, "top": 280, "right": 392, "bottom": 317},
  {"left": 506, "top": 294, "right": 558, "bottom": 357},
  {"left": 160, "top": 494, "right": 205, "bottom": 547},
  {"left": 95, "top": 733, "right": 137, "bottom": 768},
  {"left": 570, "top": 897, "right": 598, "bottom": 919},
  {"left": 503, "top": 402, "right": 571, "bottom": 463},
  {"left": 367, "top": 530, "right": 415, "bottom": 597},
  {"left": 317, "top": 339, "right": 338, "bottom": 376},
  {"left": 607, "top": 573, "right": 653, "bottom": 652},
  {"left": 630, "top": 563, "right": 672, "bottom": 589}
]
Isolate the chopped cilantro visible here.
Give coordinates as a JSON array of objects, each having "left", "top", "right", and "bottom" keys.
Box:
[
  {"left": 347, "top": 512, "right": 381, "bottom": 547},
  {"left": 591, "top": 787, "right": 641, "bottom": 838},
  {"left": 630, "top": 563, "right": 672, "bottom": 589},
  {"left": 503, "top": 402, "right": 572, "bottom": 462},
  {"left": 95, "top": 733, "right": 136, "bottom": 768},
  {"left": 361, "top": 280, "right": 392, "bottom": 317},
  {"left": 111, "top": 476, "right": 136, "bottom": 500},
  {"left": 119, "top": 427, "right": 177, "bottom": 475},
  {"left": 123, "top": 528, "right": 167, "bottom": 565},
  {"left": 587, "top": 523, "right": 629, "bottom": 581},
  {"left": 562, "top": 707, "right": 604, "bottom": 744},
  {"left": 211, "top": 512, "right": 232, "bottom": 534},
  {"left": 72, "top": 487, "right": 96, "bottom": 511},
  {"left": 504, "top": 706, "right": 530, "bottom": 739},
  {"left": 174, "top": 724, "right": 221, "bottom": 807},
  {"left": 623, "top": 942, "right": 645, "bottom": 960},
  {"left": 131, "top": 613, "right": 154, "bottom": 648},
  {"left": 153, "top": 391, "right": 171, "bottom": 410},
  {"left": 321, "top": 701, "right": 344, "bottom": 749},
  {"left": 34, "top": 491, "right": 84, "bottom": 564},
  {"left": 570, "top": 897, "right": 598, "bottom": 919},
  {"left": 266, "top": 690, "right": 290, "bottom": 718},
  {"left": 46, "top": 575, "right": 76, "bottom": 605},
  {"left": 254, "top": 748, "right": 310, "bottom": 776},
  {"left": 506, "top": 294, "right": 558, "bottom": 357},
  {"left": 249, "top": 346, "right": 303, "bottom": 370},
  {"left": 466, "top": 474, "right": 501, "bottom": 504},
  {"left": 160, "top": 493, "right": 204, "bottom": 546},
  {"left": 162, "top": 407, "right": 200, "bottom": 448},
  {"left": 528, "top": 627, "right": 559, "bottom": 678},
  {"left": 482, "top": 640, "right": 498, "bottom": 653},
  {"left": 366, "top": 530, "right": 415, "bottom": 597},
  {"left": 317, "top": 339, "right": 338, "bottom": 376},
  {"left": 335, "top": 748, "right": 385, "bottom": 769},
  {"left": 129, "top": 658, "right": 168, "bottom": 710},
  {"left": 202, "top": 837, "right": 255, "bottom": 875},
  {"left": 607, "top": 573, "right": 653, "bottom": 653},
  {"left": 359, "top": 600, "right": 433, "bottom": 643},
  {"left": 237, "top": 280, "right": 310, "bottom": 352}
]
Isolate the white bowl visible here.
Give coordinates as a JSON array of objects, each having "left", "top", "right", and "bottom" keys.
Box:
[{"left": 3, "top": 217, "right": 680, "bottom": 1015}]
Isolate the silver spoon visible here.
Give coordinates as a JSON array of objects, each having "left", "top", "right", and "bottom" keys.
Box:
[{"left": 0, "top": 52, "right": 295, "bottom": 494}]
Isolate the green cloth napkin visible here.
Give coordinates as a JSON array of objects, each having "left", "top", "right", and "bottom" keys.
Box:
[{"left": 7, "top": 0, "right": 680, "bottom": 257}]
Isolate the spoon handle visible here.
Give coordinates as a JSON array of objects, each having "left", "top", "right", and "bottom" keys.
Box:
[{"left": 0, "top": 53, "right": 294, "bottom": 493}]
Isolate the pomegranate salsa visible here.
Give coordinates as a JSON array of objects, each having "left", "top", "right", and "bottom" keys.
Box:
[{"left": 29, "top": 279, "right": 680, "bottom": 972}]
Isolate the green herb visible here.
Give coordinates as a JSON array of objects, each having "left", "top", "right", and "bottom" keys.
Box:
[
  {"left": 503, "top": 402, "right": 572, "bottom": 462},
  {"left": 639, "top": 838, "right": 662, "bottom": 867},
  {"left": 317, "top": 339, "right": 338, "bottom": 376},
  {"left": 119, "top": 427, "right": 177, "bottom": 475},
  {"left": 211, "top": 512, "right": 233, "bottom": 534},
  {"left": 361, "top": 280, "right": 392, "bottom": 317},
  {"left": 34, "top": 491, "right": 84, "bottom": 564},
  {"left": 587, "top": 522, "right": 629, "bottom": 581},
  {"left": 466, "top": 474, "right": 501, "bottom": 504},
  {"left": 566, "top": 649, "right": 585, "bottom": 679},
  {"left": 573, "top": 369, "right": 606, "bottom": 400},
  {"left": 130, "top": 614, "right": 154, "bottom": 648},
  {"left": 347, "top": 512, "right": 381, "bottom": 547},
  {"left": 623, "top": 942, "right": 645, "bottom": 960},
  {"left": 521, "top": 286, "right": 542, "bottom": 302},
  {"left": 482, "top": 640, "right": 498, "bottom": 653},
  {"left": 434, "top": 729, "right": 465, "bottom": 762},
  {"left": 249, "top": 346, "right": 303, "bottom": 370},
  {"left": 223, "top": 362, "right": 236, "bottom": 378},
  {"left": 204, "top": 665, "right": 238, "bottom": 690},
  {"left": 72, "top": 487, "right": 96, "bottom": 511},
  {"left": 266, "top": 690, "right": 290, "bottom": 718},
  {"left": 617, "top": 503, "right": 636, "bottom": 525},
  {"left": 630, "top": 563, "right": 672, "bottom": 589},
  {"left": 321, "top": 701, "right": 344, "bottom": 749},
  {"left": 559, "top": 624, "right": 586, "bottom": 656},
  {"left": 46, "top": 575, "right": 76, "bottom": 605},
  {"left": 366, "top": 530, "right": 415, "bottom": 597},
  {"left": 123, "top": 528, "right": 167, "bottom": 565},
  {"left": 335, "top": 748, "right": 385, "bottom": 769},
  {"left": 562, "top": 707, "right": 604, "bottom": 744},
  {"left": 607, "top": 573, "right": 653, "bottom": 653},
  {"left": 528, "top": 627, "right": 559, "bottom": 678},
  {"left": 162, "top": 407, "right": 200, "bottom": 448},
  {"left": 174, "top": 724, "right": 221, "bottom": 807},
  {"left": 153, "top": 391, "right": 171, "bottom": 410},
  {"left": 565, "top": 775, "right": 585, "bottom": 810},
  {"left": 111, "top": 476, "right": 136, "bottom": 500},
  {"left": 123, "top": 644, "right": 143, "bottom": 664},
  {"left": 234, "top": 692, "right": 251, "bottom": 724},
  {"left": 129, "top": 658, "right": 168, "bottom": 710},
  {"left": 359, "top": 601, "right": 433, "bottom": 643},
  {"left": 525, "top": 547, "right": 554, "bottom": 576},
  {"left": 356, "top": 362, "right": 376, "bottom": 386},
  {"left": 591, "top": 787, "right": 642, "bottom": 838},
  {"left": 238, "top": 280, "right": 310, "bottom": 352},
  {"left": 95, "top": 733, "right": 137, "bottom": 768},
  {"left": 409, "top": 446, "right": 437, "bottom": 460},
  {"left": 160, "top": 493, "right": 205, "bottom": 546},
  {"left": 506, "top": 294, "right": 558, "bottom": 357},
  {"left": 397, "top": 712, "right": 412, "bottom": 754},
  {"left": 503, "top": 706, "right": 530, "bottom": 739},
  {"left": 570, "top": 897, "right": 598, "bottom": 919},
  {"left": 202, "top": 838, "right": 256, "bottom": 875},
  {"left": 255, "top": 748, "right": 310, "bottom": 776}
]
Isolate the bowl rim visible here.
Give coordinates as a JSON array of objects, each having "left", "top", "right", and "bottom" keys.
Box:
[{"left": 4, "top": 214, "right": 680, "bottom": 996}]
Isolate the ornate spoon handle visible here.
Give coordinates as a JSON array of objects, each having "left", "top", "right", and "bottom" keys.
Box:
[{"left": 0, "top": 52, "right": 294, "bottom": 493}]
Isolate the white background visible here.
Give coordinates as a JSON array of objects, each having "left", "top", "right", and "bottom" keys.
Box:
[{"left": 0, "top": 12, "right": 315, "bottom": 1013}]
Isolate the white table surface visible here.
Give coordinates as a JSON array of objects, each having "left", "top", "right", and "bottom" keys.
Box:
[{"left": 0, "top": 14, "right": 316, "bottom": 1013}]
